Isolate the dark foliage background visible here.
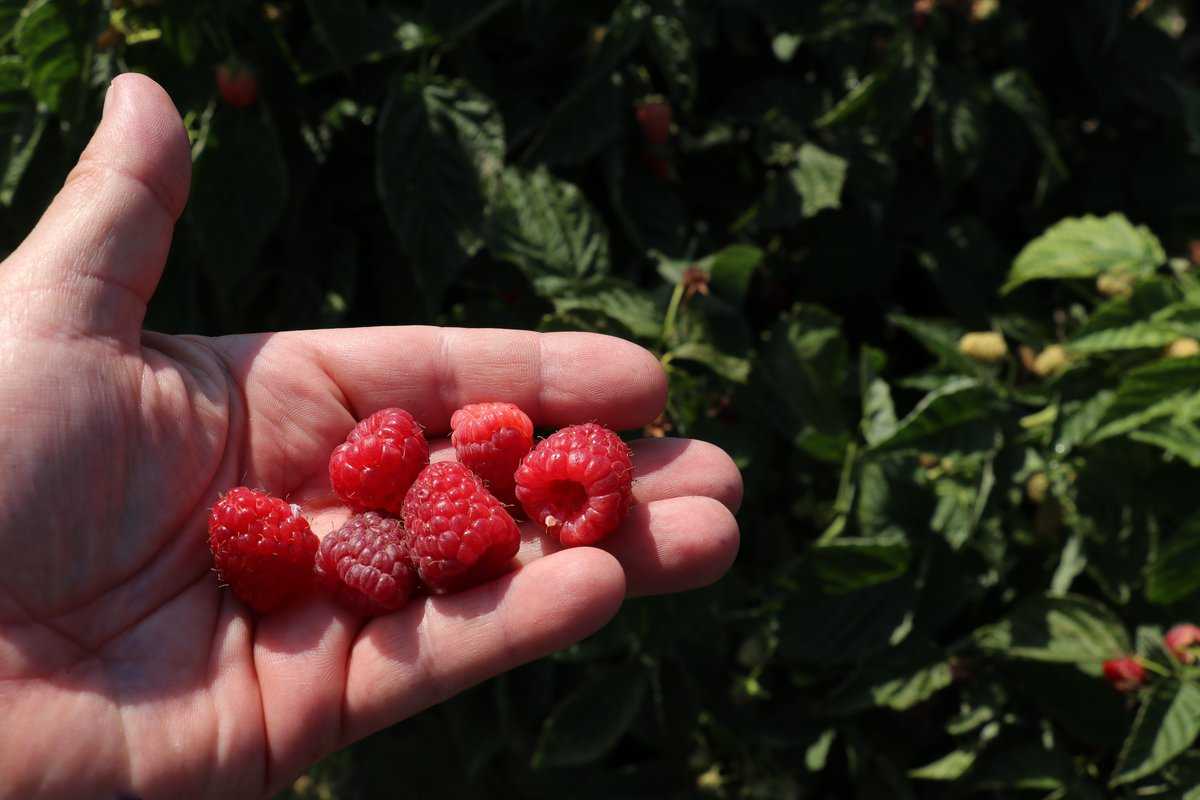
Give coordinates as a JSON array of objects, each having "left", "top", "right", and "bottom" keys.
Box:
[{"left": 8, "top": 0, "right": 1200, "bottom": 797}]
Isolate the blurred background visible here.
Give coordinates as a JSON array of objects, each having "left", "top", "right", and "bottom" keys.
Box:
[{"left": 8, "top": 0, "right": 1200, "bottom": 797}]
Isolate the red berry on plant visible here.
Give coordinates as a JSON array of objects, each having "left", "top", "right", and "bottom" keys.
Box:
[
  {"left": 514, "top": 423, "right": 633, "bottom": 546},
  {"left": 1165, "top": 623, "right": 1200, "bottom": 664},
  {"left": 635, "top": 99, "right": 672, "bottom": 147},
  {"left": 207, "top": 487, "right": 319, "bottom": 613},
  {"left": 215, "top": 62, "right": 259, "bottom": 108},
  {"left": 315, "top": 512, "right": 418, "bottom": 617},
  {"left": 1102, "top": 656, "right": 1147, "bottom": 693},
  {"left": 450, "top": 401, "right": 533, "bottom": 506},
  {"left": 402, "top": 462, "right": 521, "bottom": 594},
  {"left": 329, "top": 407, "right": 429, "bottom": 514}
]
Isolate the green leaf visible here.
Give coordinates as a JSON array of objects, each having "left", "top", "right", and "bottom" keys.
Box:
[
  {"left": 0, "top": 56, "right": 45, "bottom": 207},
  {"left": 815, "top": 33, "right": 935, "bottom": 135},
  {"left": 532, "top": 664, "right": 647, "bottom": 768},
  {"left": 909, "top": 749, "right": 977, "bottom": 781},
  {"left": 810, "top": 530, "right": 912, "bottom": 594},
  {"left": 1146, "top": 517, "right": 1200, "bottom": 604},
  {"left": 868, "top": 378, "right": 995, "bottom": 453},
  {"left": 668, "top": 342, "right": 750, "bottom": 384},
  {"left": 974, "top": 594, "right": 1130, "bottom": 667},
  {"left": 707, "top": 244, "right": 763, "bottom": 307},
  {"left": 1090, "top": 357, "right": 1200, "bottom": 443},
  {"left": 551, "top": 280, "right": 660, "bottom": 340},
  {"left": 860, "top": 346, "right": 897, "bottom": 446},
  {"left": 793, "top": 143, "right": 848, "bottom": 216},
  {"left": 189, "top": 109, "right": 288, "bottom": 284},
  {"left": 827, "top": 641, "right": 952, "bottom": 715},
  {"left": 1112, "top": 682, "right": 1200, "bottom": 786},
  {"left": 1003, "top": 213, "right": 1165, "bottom": 294},
  {"left": 486, "top": 166, "right": 610, "bottom": 296},
  {"left": 376, "top": 75, "right": 504, "bottom": 309},
  {"left": 887, "top": 314, "right": 977, "bottom": 374},
  {"left": 14, "top": 0, "right": 88, "bottom": 115},
  {"left": 1069, "top": 320, "right": 1188, "bottom": 353}
]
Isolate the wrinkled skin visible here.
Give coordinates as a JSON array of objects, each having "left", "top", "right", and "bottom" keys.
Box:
[{"left": 0, "top": 74, "right": 743, "bottom": 799}]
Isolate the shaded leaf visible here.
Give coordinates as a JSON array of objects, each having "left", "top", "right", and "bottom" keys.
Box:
[
  {"left": 377, "top": 75, "right": 504, "bottom": 308},
  {"left": 759, "top": 304, "right": 851, "bottom": 462},
  {"left": 189, "top": 109, "right": 288, "bottom": 284},
  {"left": 533, "top": 664, "right": 647, "bottom": 768},
  {"left": 992, "top": 69, "right": 1068, "bottom": 185},
  {"left": 486, "top": 166, "right": 610, "bottom": 296},
  {"left": 1146, "top": 516, "right": 1200, "bottom": 604},
  {"left": 810, "top": 529, "right": 913, "bottom": 594}
]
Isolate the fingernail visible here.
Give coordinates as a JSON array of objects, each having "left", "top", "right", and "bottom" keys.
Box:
[{"left": 102, "top": 76, "right": 122, "bottom": 119}]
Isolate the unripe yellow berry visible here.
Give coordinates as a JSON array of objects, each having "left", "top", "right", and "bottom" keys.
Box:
[{"left": 958, "top": 331, "right": 1008, "bottom": 364}]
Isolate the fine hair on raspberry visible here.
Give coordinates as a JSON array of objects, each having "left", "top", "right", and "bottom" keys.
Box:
[
  {"left": 329, "top": 407, "right": 429, "bottom": 513},
  {"left": 315, "top": 512, "right": 419, "bottom": 617},
  {"left": 207, "top": 486, "right": 319, "bottom": 613},
  {"left": 514, "top": 422, "right": 633, "bottom": 546},
  {"left": 402, "top": 461, "right": 521, "bottom": 594},
  {"left": 450, "top": 401, "right": 534, "bottom": 507}
]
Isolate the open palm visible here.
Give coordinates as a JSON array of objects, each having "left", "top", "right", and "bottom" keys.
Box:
[{"left": 0, "top": 75, "right": 741, "bottom": 799}]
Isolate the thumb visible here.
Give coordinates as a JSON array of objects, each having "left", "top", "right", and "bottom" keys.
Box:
[{"left": 0, "top": 72, "right": 191, "bottom": 340}]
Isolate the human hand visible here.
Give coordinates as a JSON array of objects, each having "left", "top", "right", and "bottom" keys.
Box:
[{"left": 0, "top": 74, "right": 741, "bottom": 799}]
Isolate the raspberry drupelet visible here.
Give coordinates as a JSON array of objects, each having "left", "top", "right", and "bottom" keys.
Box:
[
  {"left": 514, "top": 423, "right": 633, "bottom": 546},
  {"left": 329, "top": 407, "right": 429, "bottom": 513},
  {"left": 315, "top": 512, "right": 419, "bottom": 617},
  {"left": 207, "top": 487, "right": 319, "bottom": 613},
  {"left": 402, "top": 461, "right": 522, "bottom": 593},
  {"left": 450, "top": 401, "right": 533, "bottom": 506}
]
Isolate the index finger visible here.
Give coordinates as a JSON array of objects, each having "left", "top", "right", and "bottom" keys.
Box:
[{"left": 274, "top": 326, "right": 668, "bottom": 431}]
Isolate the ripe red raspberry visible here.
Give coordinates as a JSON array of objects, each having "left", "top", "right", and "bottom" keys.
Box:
[
  {"left": 450, "top": 402, "right": 533, "bottom": 506},
  {"left": 514, "top": 423, "right": 633, "bottom": 546},
  {"left": 1166, "top": 623, "right": 1200, "bottom": 664},
  {"left": 207, "top": 487, "right": 319, "bottom": 613},
  {"left": 315, "top": 512, "right": 419, "bottom": 617},
  {"left": 215, "top": 62, "right": 258, "bottom": 108},
  {"left": 329, "top": 408, "right": 429, "bottom": 513},
  {"left": 635, "top": 99, "right": 672, "bottom": 147},
  {"left": 402, "top": 462, "right": 521, "bottom": 594},
  {"left": 1102, "top": 656, "right": 1146, "bottom": 693}
]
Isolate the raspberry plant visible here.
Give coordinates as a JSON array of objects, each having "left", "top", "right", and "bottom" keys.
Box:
[{"left": 6, "top": 0, "right": 1200, "bottom": 797}]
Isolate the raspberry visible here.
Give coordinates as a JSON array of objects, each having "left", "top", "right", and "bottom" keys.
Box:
[
  {"left": 1102, "top": 656, "right": 1146, "bottom": 693},
  {"left": 1165, "top": 623, "right": 1200, "bottom": 664},
  {"left": 635, "top": 99, "right": 672, "bottom": 147},
  {"left": 315, "top": 512, "right": 419, "bottom": 617},
  {"left": 215, "top": 62, "right": 258, "bottom": 108},
  {"left": 329, "top": 408, "right": 429, "bottom": 513},
  {"left": 450, "top": 402, "right": 533, "bottom": 506},
  {"left": 514, "top": 423, "right": 633, "bottom": 546},
  {"left": 207, "top": 487, "right": 319, "bottom": 613},
  {"left": 402, "top": 462, "right": 521, "bottom": 594}
]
